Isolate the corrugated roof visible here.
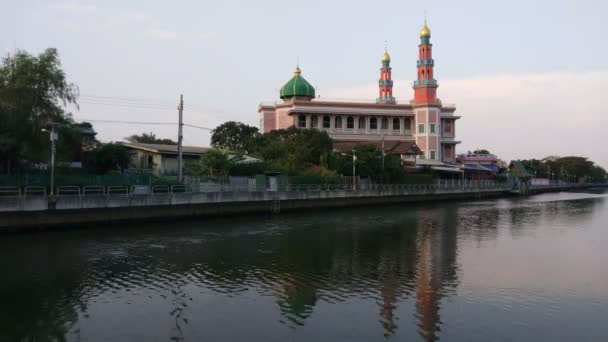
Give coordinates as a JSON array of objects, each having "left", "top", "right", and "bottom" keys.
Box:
[{"left": 122, "top": 142, "right": 210, "bottom": 155}]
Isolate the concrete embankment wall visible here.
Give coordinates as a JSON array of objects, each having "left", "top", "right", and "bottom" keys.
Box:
[{"left": 0, "top": 190, "right": 507, "bottom": 232}]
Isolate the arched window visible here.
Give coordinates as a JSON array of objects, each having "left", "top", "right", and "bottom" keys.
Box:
[
  {"left": 323, "top": 115, "right": 330, "bottom": 128},
  {"left": 311, "top": 115, "right": 318, "bottom": 128},
  {"left": 381, "top": 117, "right": 388, "bottom": 130},
  {"left": 335, "top": 116, "right": 342, "bottom": 129},
  {"left": 347, "top": 116, "right": 354, "bottom": 129},
  {"left": 370, "top": 117, "right": 378, "bottom": 130},
  {"left": 297, "top": 115, "right": 306, "bottom": 128},
  {"left": 393, "top": 118, "right": 400, "bottom": 130},
  {"left": 358, "top": 117, "right": 366, "bottom": 129},
  {"left": 405, "top": 118, "right": 412, "bottom": 131}
]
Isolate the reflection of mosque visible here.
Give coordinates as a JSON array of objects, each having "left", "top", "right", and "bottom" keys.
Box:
[
  {"left": 0, "top": 206, "right": 461, "bottom": 341},
  {"left": 5, "top": 196, "right": 600, "bottom": 341},
  {"left": 413, "top": 207, "right": 459, "bottom": 341},
  {"left": 269, "top": 205, "right": 460, "bottom": 340}
]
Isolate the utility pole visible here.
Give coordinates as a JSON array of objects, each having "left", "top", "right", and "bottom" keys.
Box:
[
  {"left": 177, "top": 94, "right": 184, "bottom": 183},
  {"left": 50, "top": 124, "right": 57, "bottom": 196},
  {"left": 381, "top": 129, "right": 385, "bottom": 175},
  {"left": 42, "top": 123, "right": 58, "bottom": 197},
  {"left": 352, "top": 149, "right": 357, "bottom": 191}
]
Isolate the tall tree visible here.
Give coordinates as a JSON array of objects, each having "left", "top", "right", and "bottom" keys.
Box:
[
  {"left": 518, "top": 156, "right": 607, "bottom": 181},
  {"left": 329, "top": 144, "right": 405, "bottom": 182},
  {"left": 82, "top": 143, "right": 130, "bottom": 174},
  {"left": 125, "top": 132, "right": 176, "bottom": 145},
  {"left": 0, "top": 48, "right": 79, "bottom": 172},
  {"left": 252, "top": 127, "right": 333, "bottom": 175},
  {"left": 184, "top": 149, "right": 242, "bottom": 177},
  {"left": 211, "top": 121, "right": 259, "bottom": 153}
]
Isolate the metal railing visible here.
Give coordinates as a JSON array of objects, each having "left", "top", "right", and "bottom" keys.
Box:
[
  {"left": 0, "top": 181, "right": 514, "bottom": 213},
  {"left": 1, "top": 181, "right": 603, "bottom": 213}
]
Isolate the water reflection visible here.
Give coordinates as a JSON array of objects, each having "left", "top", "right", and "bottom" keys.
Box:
[{"left": 0, "top": 191, "right": 605, "bottom": 341}]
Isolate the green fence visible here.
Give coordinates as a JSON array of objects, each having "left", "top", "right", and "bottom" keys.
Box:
[{"left": 0, "top": 173, "right": 155, "bottom": 187}]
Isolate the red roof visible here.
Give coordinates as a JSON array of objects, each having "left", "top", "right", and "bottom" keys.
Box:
[{"left": 333, "top": 140, "right": 422, "bottom": 155}]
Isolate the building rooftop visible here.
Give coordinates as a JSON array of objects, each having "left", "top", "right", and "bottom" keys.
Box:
[{"left": 122, "top": 142, "right": 210, "bottom": 155}]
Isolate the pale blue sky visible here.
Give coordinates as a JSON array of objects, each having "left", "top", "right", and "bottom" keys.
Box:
[{"left": 2, "top": 0, "right": 607, "bottom": 167}]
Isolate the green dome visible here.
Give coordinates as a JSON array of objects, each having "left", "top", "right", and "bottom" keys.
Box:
[{"left": 280, "top": 67, "right": 315, "bottom": 99}]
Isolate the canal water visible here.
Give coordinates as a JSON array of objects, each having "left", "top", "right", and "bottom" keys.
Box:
[{"left": 1, "top": 190, "right": 607, "bottom": 341}]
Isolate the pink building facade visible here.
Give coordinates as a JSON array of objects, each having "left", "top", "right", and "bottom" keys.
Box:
[{"left": 258, "top": 21, "right": 460, "bottom": 163}]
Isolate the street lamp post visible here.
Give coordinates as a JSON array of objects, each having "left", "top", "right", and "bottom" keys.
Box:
[
  {"left": 352, "top": 150, "right": 357, "bottom": 191},
  {"left": 339, "top": 150, "right": 357, "bottom": 191},
  {"left": 42, "top": 125, "right": 58, "bottom": 196}
]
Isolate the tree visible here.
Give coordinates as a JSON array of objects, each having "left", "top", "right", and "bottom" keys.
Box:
[
  {"left": 517, "top": 156, "right": 607, "bottom": 181},
  {"left": 0, "top": 48, "right": 79, "bottom": 172},
  {"left": 329, "top": 144, "right": 405, "bottom": 182},
  {"left": 473, "top": 149, "right": 491, "bottom": 155},
  {"left": 125, "top": 132, "right": 176, "bottom": 145},
  {"left": 251, "top": 127, "right": 333, "bottom": 175},
  {"left": 211, "top": 121, "right": 259, "bottom": 153},
  {"left": 83, "top": 143, "right": 130, "bottom": 174},
  {"left": 184, "top": 149, "right": 243, "bottom": 177}
]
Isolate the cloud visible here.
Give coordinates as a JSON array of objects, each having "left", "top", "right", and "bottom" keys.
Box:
[
  {"left": 199, "top": 32, "right": 219, "bottom": 41},
  {"left": 47, "top": 2, "right": 97, "bottom": 13},
  {"left": 324, "top": 71, "right": 608, "bottom": 168},
  {"left": 108, "top": 9, "right": 150, "bottom": 25},
  {"left": 145, "top": 28, "right": 179, "bottom": 41}
]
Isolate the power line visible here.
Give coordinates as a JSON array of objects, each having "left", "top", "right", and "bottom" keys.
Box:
[
  {"left": 183, "top": 123, "right": 213, "bottom": 131},
  {"left": 80, "top": 94, "right": 233, "bottom": 112},
  {"left": 79, "top": 119, "right": 176, "bottom": 125},
  {"left": 79, "top": 100, "right": 175, "bottom": 110},
  {"left": 78, "top": 100, "right": 244, "bottom": 121},
  {"left": 80, "top": 94, "right": 176, "bottom": 104},
  {"left": 78, "top": 93, "right": 245, "bottom": 119},
  {"left": 77, "top": 118, "right": 214, "bottom": 131}
]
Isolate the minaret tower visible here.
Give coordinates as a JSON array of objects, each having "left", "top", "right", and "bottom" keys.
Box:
[
  {"left": 413, "top": 20, "right": 438, "bottom": 104},
  {"left": 376, "top": 46, "right": 396, "bottom": 104}
]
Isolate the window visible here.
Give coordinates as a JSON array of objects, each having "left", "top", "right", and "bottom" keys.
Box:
[
  {"left": 392, "top": 118, "right": 400, "bottom": 130},
  {"left": 381, "top": 117, "right": 388, "bottom": 130},
  {"left": 322, "top": 116, "right": 330, "bottom": 128},
  {"left": 297, "top": 115, "right": 306, "bottom": 128},
  {"left": 358, "top": 117, "right": 366, "bottom": 129},
  {"left": 405, "top": 118, "right": 412, "bottom": 131},
  {"left": 335, "top": 116, "right": 342, "bottom": 129},
  {"left": 418, "top": 124, "right": 425, "bottom": 134},
  {"left": 444, "top": 122, "right": 452, "bottom": 134},
  {"left": 347, "top": 116, "right": 354, "bottom": 129},
  {"left": 430, "top": 150, "right": 437, "bottom": 160},
  {"left": 430, "top": 124, "right": 437, "bottom": 134},
  {"left": 311, "top": 115, "right": 318, "bottom": 128},
  {"left": 370, "top": 118, "right": 378, "bottom": 129}
]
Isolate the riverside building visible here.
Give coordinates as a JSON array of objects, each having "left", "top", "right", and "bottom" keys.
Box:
[{"left": 258, "top": 20, "right": 461, "bottom": 166}]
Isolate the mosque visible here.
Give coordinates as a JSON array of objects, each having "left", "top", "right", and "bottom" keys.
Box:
[{"left": 258, "top": 20, "right": 461, "bottom": 168}]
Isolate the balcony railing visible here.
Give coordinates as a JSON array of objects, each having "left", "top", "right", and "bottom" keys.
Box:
[
  {"left": 322, "top": 128, "right": 413, "bottom": 136},
  {"left": 416, "top": 58, "right": 434, "bottom": 67},
  {"left": 413, "top": 79, "right": 438, "bottom": 87}
]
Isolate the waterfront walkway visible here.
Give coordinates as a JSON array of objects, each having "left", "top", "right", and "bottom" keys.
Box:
[
  {"left": 1, "top": 181, "right": 511, "bottom": 212},
  {"left": 0, "top": 181, "right": 605, "bottom": 231}
]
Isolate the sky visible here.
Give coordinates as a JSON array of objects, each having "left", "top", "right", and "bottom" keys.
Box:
[{"left": 1, "top": 0, "right": 607, "bottom": 168}]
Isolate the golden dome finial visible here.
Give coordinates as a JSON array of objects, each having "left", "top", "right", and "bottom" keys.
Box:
[
  {"left": 294, "top": 66, "right": 301, "bottom": 76},
  {"left": 420, "top": 17, "right": 431, "bottom": 37},
  {"left": 382, "top": 40, "right": 391, "bottom": 62}
]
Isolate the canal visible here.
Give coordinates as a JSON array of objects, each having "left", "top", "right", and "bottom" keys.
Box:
[{"left": 1, "top": 190, "right": 607, "bottom": 341}]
